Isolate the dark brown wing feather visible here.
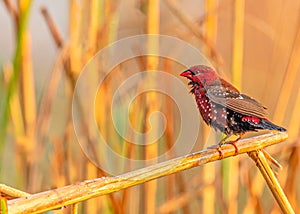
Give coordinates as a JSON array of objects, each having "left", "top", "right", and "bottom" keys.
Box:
[
  {"left": 225, "top": 94, "right": 268, "bottom": 118},
  {"left": 206, "top": 82, "right": 268, "bottom": 118}
]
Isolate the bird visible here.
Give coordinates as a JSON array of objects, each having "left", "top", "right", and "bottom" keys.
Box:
[{"left": 180, "top": 65, "right": 286, "bottom": 148}]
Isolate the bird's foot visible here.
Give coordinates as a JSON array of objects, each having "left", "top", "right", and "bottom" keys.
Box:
[
  {"left": 226, "top": 140, "right": 239, "bottom": 156},
  {"left": 208, "top": 144, "right": 224, "bottom": 159},
  {"left": 220, "top": 134, "right": 243, "bottom": 156},
  {"left": 208, "top": 134, "right": 244, "bottom": 159}
]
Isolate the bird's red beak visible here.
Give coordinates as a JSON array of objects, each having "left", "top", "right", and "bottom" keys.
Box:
[{"left": 180, "top": 69, "right": 192, "bottom": 77}]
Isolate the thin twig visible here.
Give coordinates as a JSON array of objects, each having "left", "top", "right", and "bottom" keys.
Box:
[
  {"left": 3, "top": 0, "right": 19, "bottom": 26},
  {"left": 261, "top": 149, "right": 282, "bottom": 170},
  {"left": 7, "top": 132, "right": 288, "bottom": 214},
  {"left": 40, "top": 6, "right": 63, "bottom": 48}
]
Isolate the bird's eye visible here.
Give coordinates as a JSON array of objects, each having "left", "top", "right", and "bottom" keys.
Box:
[{"left": 192, "top": 70, "right": 200, "bottom": 75}]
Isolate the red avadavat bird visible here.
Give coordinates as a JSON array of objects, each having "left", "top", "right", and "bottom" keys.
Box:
[{"left": 180, "top": 65, "right": 286, "bottom": 145}]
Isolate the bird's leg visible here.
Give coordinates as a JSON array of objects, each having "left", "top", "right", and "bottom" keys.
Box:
[
  {"left": 208, "top": 134, "right": 243, "bottom": 159},
  {"left": 216, "top": 146, "right": 224, "bottom": 159},
  {"left": 207, "top": 144, "right": 224, "bottom": 159},
  {"left": 226, "top": 134, "right": 244, "bottom": 155},
  {"left": 218, "top": 134, "right": 233, "bottom": 145},
  {"left": 206, "top": 145, "right": 224, "bottom": 159},
  {"left": 218, "top": 134, "right": 235, "bottom": 158},
  {"left": 216, "top": 134, "right": 243, "bottom": 157},
  {"left": 207, "top": 134, "right": 233, "bottom": 159}
]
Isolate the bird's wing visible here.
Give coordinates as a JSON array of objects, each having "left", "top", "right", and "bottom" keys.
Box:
[{"left": 206, "top": 84, "right": 268, "bottom": 118}]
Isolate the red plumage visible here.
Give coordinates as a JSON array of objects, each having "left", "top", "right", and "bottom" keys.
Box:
[{"left": 180, "top": 65, "right": 286, "bottom": 143}]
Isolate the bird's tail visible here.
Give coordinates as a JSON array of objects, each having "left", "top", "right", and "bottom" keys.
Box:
[{"left": 260, "top": 119, "right": 286, "bottom": 132}]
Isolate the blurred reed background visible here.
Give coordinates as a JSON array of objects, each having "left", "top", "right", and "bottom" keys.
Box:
[{"left": 0, "top": 0, "right": 300, "bottom": 213}]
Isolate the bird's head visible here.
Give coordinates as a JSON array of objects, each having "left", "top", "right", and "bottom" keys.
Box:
[{"left": 180, "top": 65, "right": 219, "bottom": 87}]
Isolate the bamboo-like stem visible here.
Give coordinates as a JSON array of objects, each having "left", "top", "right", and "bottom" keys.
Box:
[
  {"left": 202, "top": 1, "right": 218, "bottom": 213},
  {"left": 0, "top": 0, "right": 32, "bottom": 160},
  {"left": 20, "top": 32, "right": 37, "bottom": 185},
  {"left": 2, "top": 65, "right": 25, "bottom": 145},
  {"left": 30, "top": 46, "right": 69, "bottom": 192},
  {"left": 226, "top": 1, "right": 245, "bottom": 213},
  {"left": 71, "top": 203, "right": 79, "bottom": 214},
  {"left": 145, "top": 0, "right": 160, "bottom": 213},
  {"left": 7, "top": 132, "right": 289, "bottom": 214},
  {"left": 248, "top": 150, "right": 294, "bottom": 214},
  {"left": 164, "top": 60, "right": 190, "bottom": 213},
  {"left": 232, "top": 0, "right": 244, "bottom": 89},
  {"left": 0, "top": 197, "right": 8, "bottom": 214}
]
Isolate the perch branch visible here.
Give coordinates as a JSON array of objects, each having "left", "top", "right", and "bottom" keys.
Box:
[{"left": 7, "top": 132, "right": 289, "bottom": 214}]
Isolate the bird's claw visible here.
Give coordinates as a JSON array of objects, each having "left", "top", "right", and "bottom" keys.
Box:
[
  {"left": 208, "top": 140, "right": 239, "bottom": 159},
  {"left": 227, "top": 141, "right": 239, "bottom": 156},
  {"left": 221, "top": 134, "right": 242, "bottom": 156},
  {"left": 208, "top": 144, "right": 224, "bottom": 159},
  {"left": 216, "top": 146, "right": 224, "bottom": 159}
]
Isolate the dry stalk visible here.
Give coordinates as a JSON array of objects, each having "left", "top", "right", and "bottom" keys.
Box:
[
  {"left": 6, "top": 132, "right": 290, "bottom": 214},
  {"left": 0, "top": 184, "right": 30, "bottom": 200},
  {"left": 248, "top": 150, "right": 294, "bottom": 214},
  {"left": 40, "top": 6, "right": 63, "bottom": 48}
]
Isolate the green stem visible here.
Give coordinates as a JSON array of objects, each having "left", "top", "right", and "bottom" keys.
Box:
[{"left": 0, "top": 1, "right": 33, "bottom": 169}]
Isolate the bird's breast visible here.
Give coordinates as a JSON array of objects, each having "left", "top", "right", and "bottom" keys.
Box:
[
  {"left": 193, "top": 88, "right": 229, "bottom": 129},
  {"left": 193, "top": 89, "right": 212, "bottom": 124}
]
